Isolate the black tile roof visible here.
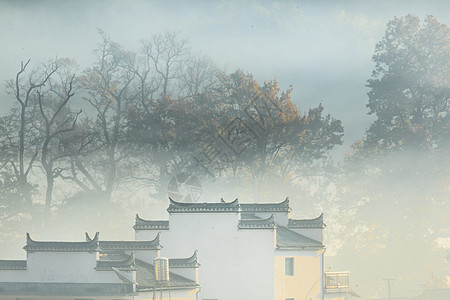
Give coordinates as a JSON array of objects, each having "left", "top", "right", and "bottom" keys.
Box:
[
  {"left": 240, "top": 213, "right": 262, "bottom": 220},
  {"left": 95, "top": 252, "right": 136, "bottom": 271},
  {"left": 92, "top": 233, "right": 162, "bottom": 251},
  {"left": 0, "top": 260, "right": 27, "bottom": 270},
  {"left": 288, "top": 213, "right": 325, "bottom": 228},
  {"left": 276, "top": 226, "right": 324, "bottom": 250},
  {"left": 135, "top": 259, "right": 199, "bottom": 290},
  {"left": 167, "top": 197, "right": 239, "bottom": 214},
  {"left": 238, "top": 214, "right": 276, "bottom": 229},
  {"left": 0, "top": 282, "right": 133, "bottom": 296},
  {"left": 169, "top": 251, "right": 200, "bottom": 268},
  {"left": 134, "top": 214, "right": 169, "bottom": 230},
  {"left": 240, "top": 197, "right": 291, "bottom": 213},
  {"left": 23, "top": 232, "right": 100, "bottom": 253}
]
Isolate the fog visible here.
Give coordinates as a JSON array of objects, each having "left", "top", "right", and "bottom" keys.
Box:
[{"left": 0, "top": 0, "right": 449, "bottom": 299}]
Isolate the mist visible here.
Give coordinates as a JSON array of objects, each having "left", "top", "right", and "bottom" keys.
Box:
[{"left": 0, "top": 1, "right": 449, "bottom": 299}]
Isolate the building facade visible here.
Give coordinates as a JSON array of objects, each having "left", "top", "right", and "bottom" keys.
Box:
[{"left": 0, "top": 197, "right": 330, "bottom": 300}]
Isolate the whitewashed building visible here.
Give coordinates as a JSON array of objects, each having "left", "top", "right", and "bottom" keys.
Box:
[
  {"left": 135, "top": 198, "right": 325, "bottom": 300},
  {"left": 0, "top": 197, "right": 338, "bottom": 300}
]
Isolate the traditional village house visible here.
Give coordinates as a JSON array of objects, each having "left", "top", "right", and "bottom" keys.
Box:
[
  {"left": 0, "top": 197, "right": 355, "bottom": 300},
  {"left": 135, "top": 198, "right": 325, "bottom": 300}
]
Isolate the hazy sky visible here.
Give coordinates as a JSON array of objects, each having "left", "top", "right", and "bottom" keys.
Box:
[{"left": 0, "top": 0, "right": 449, "bottom": 156}]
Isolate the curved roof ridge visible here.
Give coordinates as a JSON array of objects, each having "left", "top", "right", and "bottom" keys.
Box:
[
  {"left": 98, "top": 233, "right": 162, "bottom": 251},
  {"left": 133, "top": 214, "right": 169, "bottom": 230},
  {"left": 240, "top": 197, "right": 291, "bottom": 212},
  {"left": 288, "top": 213, "right": 325, "bottom": 228},
  {"left": 169, "top": 197, "right": 239, "bottom": 206},
  {"left": 167, "top": 197, "right": 240, "bottom": 214},
  {"left": 85, "top": 232, "right": 100, "bottom": 242},
  {"left": 24, "top": 232, "right": 100, "bottom": 252},
  {"left": 238, "top": 214, "right": 277, "bottom": 229},
  {"left": 220, "top": 198, "right": 239, "bottom": 204},
  {"left": 96, "top": 252, "right": 136, "bottom": 271},
  {"left": 169, "top": 250, "right": 200, "bottom": 268}
]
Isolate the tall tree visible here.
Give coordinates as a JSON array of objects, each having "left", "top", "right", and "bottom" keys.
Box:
[
  {"left": 358, "top": 15, "right": 449, "bottom": 155},
  {"left": 126, "top": 33, "right": 221, "bottom": 199},
  {"left": 75, "top": 31, "right": 136, "bottom": 201},
  {"left": 34, "top": 59, "right": 81, "bottom": 212},
  {"left": 198, "top": 71, "right": 344, "bottom": 197},
  {"left": 4, "top": 60, "right": 58, "bottom": 212},
  {"left": 341, "top": 15, "right": 449, "bottom": 295}
]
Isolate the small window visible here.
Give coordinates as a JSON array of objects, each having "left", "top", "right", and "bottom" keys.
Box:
[{"left": 285, "top": 257, "right": 294, "bottom": 276}]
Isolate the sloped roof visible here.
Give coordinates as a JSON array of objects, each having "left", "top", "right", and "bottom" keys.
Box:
[
  {"left": 240, "top": 198, "right": 291, "bottom": 213},
  {"left": 167, "top": 197, "right": 239, "bottom": 214},
  {"left": 0, "top": 282, "right": 133, "bottom": 296},
  {"left": 134, "top": 214, "right": 169, "bottom": 230},
  {"left": 23, "top": 232, "right": 100, "bottom": 253},
  {"left": 288, "top": 213, "right": 325, "bottom": 228},
  {"left": 238, "top": 214, "right": 276, "bottom": 229},
  {"left": 95, "top": 252, "right": 136, "bottom": 271},
  {"left": 0, "top": 260, "right": 26, "bottom": 270},
  {"left": 169, "top": 251, "right": 200, "bottom": 268},
  {"left": 135, "top": 259, "right": 199, "bottom": 290},
  {"left": 89, "top": 232, "right": 162, "bottom": 250},
  {"left": 240, "top": 213, "right": 262, "bottom": 220},
  {"left": 276, "top": 226, "right": 323, "bottom": 250}
]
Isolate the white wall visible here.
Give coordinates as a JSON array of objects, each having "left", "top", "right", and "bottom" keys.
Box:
[
  {"left": 0, "top": 252, "right": 122, "bottom": 283},
  {"left": 156, "top": 212, "right": 276, "bottom": 300}
]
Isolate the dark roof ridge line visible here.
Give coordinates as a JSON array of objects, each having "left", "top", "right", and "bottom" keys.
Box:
[
  {"left": 169, "top": 197, "right": 239, "bottom": 206},
  {"left": 238, "top": 214, "right": 277, "bottom": 229},
  {"left": 288, "top": 213, "right": 326, "bottom": 228},
  {"left": 290, "top": 213, "right": 324, "bottom": 222},
  {"left": 0, "top": 259, "right": 27, "bottom": 270},
  {"left": 169, "top": 250, "right": 200, "bottom": 268},
  {"left": 95, "top": 252, "right": 136, "bottom": 271},
  {"left": 135, "top": 214, "right": 168, "bottom": 223},
  {"left": 24, "top": 232, "right": 100, "bottom": 252},
  {"left": 88, "top": 232, "right": 161, "bottom": 246}
]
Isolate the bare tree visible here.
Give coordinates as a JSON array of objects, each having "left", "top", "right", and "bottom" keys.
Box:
[
  {"left": 34, "top": 59, "right": 81, "bottom": 212},
  {"left": 73, "top": 31, "right": 136, "bottom": 201},
  {"left": 4, "top": 59, "right": 58, "bottom": 212}
]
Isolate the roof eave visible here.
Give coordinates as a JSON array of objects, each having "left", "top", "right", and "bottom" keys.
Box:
[{"left": 276, "top": 245, "right": 324, "bottom": 250}]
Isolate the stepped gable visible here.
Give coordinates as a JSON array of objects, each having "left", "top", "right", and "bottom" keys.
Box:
[
  {"left": 288, "top": 213, "right": 325, "bottom": 228},
  {"left": 133, "top": 214, "right": 169, "bottom": 230},
  {"left": 136, "top": 259, "right": 200, "bottom": 290},
  {"left": 23, "top": 232, "right": 100, "bottom": 253},
  {"left": 240, "top": 197, "right": 291, "bottom": 213},
  {"left": 86, "top": 232, "right": 162, "bottom": 251},
  {"left": 167, "top": 197, "right": 239, "bottom": 214},
  {"left": 276, "top": 226, "right": 324, "bottom": 250},
  {"left": 95, "top": 252, "right": 136, "bottom": 271},
  {"left": 238, "top": 214, "right": 276, "bottom": 229},
  {"left": 0, "top": 260, "right": 27, "bottom": 270},
  {"left": 169, "top": 250, "right": 200, "bottom": 268}
]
